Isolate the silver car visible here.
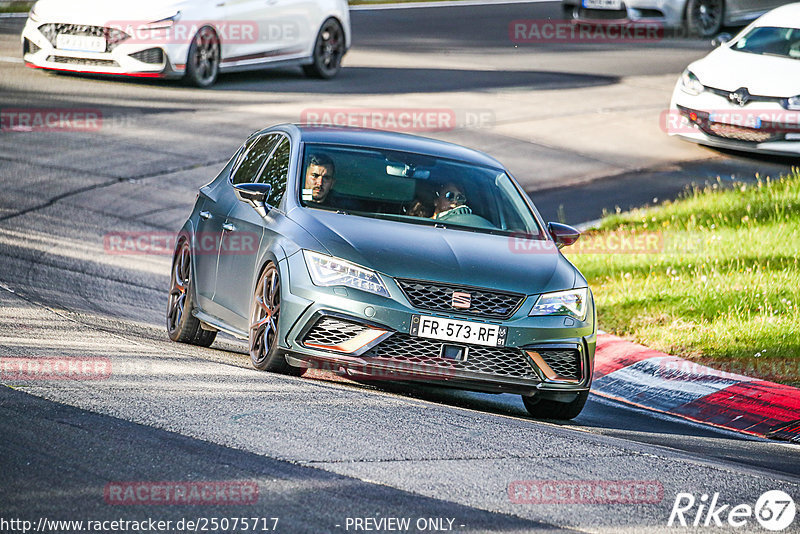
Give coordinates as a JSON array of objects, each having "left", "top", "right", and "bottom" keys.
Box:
[{"left": 562, "top": 0, "right": 794, "bottom": 37}]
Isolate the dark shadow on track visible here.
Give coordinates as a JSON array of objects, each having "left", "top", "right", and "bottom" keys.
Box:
[{"left": 32, "top": 66, "right": 619, "bottom": 95}]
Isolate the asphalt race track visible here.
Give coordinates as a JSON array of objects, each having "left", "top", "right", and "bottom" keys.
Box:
[{"left": 1, "top": 2, "right": 799, "bottom": 533}]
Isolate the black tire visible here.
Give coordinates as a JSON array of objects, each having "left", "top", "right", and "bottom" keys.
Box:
[
  {"left": 184, "top": 26, "right": 220, "bottom": 88},
  {"left": 249, "top": 264, "right": 304, "bottom": 375},
  {"left": 303, "top": 18, "right": 345, "bottom": 79},
  {"left": 685, "top": 0, "right": 724, "bottom": 38},
  {"left": 522, "top": 390, "right": 589, "bottom": 420},
  {"left": 167, "top": 240, "right": 217, "bottom": 347}
]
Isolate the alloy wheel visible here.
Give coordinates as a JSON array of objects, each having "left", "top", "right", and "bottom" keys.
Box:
[{"left": 250, "top": 266, "right": 281, "bottom": 367}]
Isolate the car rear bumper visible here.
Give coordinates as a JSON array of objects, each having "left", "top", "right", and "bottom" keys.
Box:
[
  {"left": 277, "top": 251, "right": 596, "bottom": 397},
  {"left": 561, "top": 0, "right": 683, "bottom": 29}
]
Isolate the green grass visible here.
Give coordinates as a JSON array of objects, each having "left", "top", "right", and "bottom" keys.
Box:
[
  {"left": 565, "top": 170, "right": 800, "bottom": 385},
  {"left": 0, "top": 2, "right": 33, "bottom": 14}
]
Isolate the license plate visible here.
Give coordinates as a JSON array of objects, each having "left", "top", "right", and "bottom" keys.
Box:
[
  {"left": 582, "top": 0, "right": 623, "bottom": 9},
  {"left": 410, "top": 315, "right": 508, "bottom": 347},
  {"left": 56, "top": 34, "right": 106, "bottom": 53}
]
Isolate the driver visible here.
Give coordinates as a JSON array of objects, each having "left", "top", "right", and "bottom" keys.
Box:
[
  {"left": 432, "top": 182, "right": 472, "bottom": 220},
  {"left": 304, "top": 153, "right": 336, "bottom": 204}
]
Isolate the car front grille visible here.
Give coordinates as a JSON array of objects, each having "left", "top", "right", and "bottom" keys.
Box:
[
  {"left": 302, "top": 316, "right": 371, "bottom": 347},
  {"left": 706, "top": 122, "right": 775, "bottom": 143},
  {"left": 577, "top": 7, "right": 628, "bottom": 20},
  {"left": 47, "top": 56, "right": 120, "bottom": 67},
  {"left": 38, "top": 23, "right": 129, "bottom": 53},
  {"left": 396, "top": 279, "right": 525, "bottom": 319},
  {"left": 364, "top": 333, "right": 539, "bottom": 380},
  {"left": 130, "top": 48, "right": 164, "bottom": 64},
  {"left": 535, "top": 348, "right": 582, "bottom": 380}
]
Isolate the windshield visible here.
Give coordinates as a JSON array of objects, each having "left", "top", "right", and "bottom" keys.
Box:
[
  {"left": 298, "top": 144, "right": 544, "bottom": 238},
  {"left": 731, "top": 26, "right": 800, "bottom": 59}
]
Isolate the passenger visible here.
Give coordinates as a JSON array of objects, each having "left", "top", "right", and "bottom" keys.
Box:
[{"left": 432, "top": 182, "right": 472, "bottom": 220}]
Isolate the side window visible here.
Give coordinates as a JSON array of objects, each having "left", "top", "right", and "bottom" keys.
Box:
[
  {"left": 231, "top": 134, "right": 280, "bottom": 185},
  {"left": 255, "top": 137, "right": 290, "bottom": 207}
]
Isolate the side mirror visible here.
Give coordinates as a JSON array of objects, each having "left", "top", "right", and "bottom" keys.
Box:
[
  {"left": 711, "top": 33, "right": 732, "bottom": 47},
  {"left": 234, "top": 183, "right": 272, "bottom": 217},
  {"left": 547, "top": 222, "right": 580, "bottom": 248}
]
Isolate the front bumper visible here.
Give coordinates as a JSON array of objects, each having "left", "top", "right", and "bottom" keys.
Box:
[
  {"left": 278, "top": 251, "right": 596, "bottom": 397},
  {"left": 21, "top": 18, "right": 186, "bottom": 78},
  {"left": 669, "top": 83, "right": 800, "bottom": 156}
]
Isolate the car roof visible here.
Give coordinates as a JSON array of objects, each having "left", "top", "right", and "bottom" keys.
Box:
[
  {"left": 753, "top": 3, "right": 800, "bottom": 28},
  {"left": 266, "top": 124, "right": 506, "bottom": 169}
]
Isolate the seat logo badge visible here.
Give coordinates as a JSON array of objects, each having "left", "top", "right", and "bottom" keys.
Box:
[
  {"left": 452, "top": 291, "right": 472, "bottom": 309},
  {"left": 729, "top": 87, "right": 750, "bottom": 107}
]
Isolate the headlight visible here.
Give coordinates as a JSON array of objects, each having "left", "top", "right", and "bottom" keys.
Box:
[
  {"left": 303, "top": 250, "right": 390, "bottom": 298},
  {"left": 680, "top": 69, "right": 704, "bottom": 96},
  {"left": 28, "top": 4, "right": 40, "bottom": 22},
  {"left": 140, "top": 12, "right": 181, "bottom": 31},
  {"left": 529, "top": 288, "right": 589, "bottom": 321},
  {"left": 783, "top": 95, "right": 800, "bottom": 110}
]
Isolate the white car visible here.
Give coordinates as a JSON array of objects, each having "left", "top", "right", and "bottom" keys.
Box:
[
  {"left": 562, "top": 0, "right": 793, "bottom": 38},
  {"left": 21, "top": 0, "right": 351, "bottom": 87},
  {"left": 668, "top": 3, "right": 800, "bottom": 156}
]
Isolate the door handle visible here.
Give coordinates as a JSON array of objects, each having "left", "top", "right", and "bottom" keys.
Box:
[
  {"left": 199, "top": 211, "right": 212, "bottom": 220},
  {"left": 222, "top": 222, "right": 236, "bottom": 232}
]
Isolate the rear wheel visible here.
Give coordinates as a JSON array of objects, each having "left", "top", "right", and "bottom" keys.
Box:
[
  {"left": 686, "top": 0, "right": 724, "bottom": 38},
  {"left": 303, "top": 18, "right": 345, "bottom": 79},
  {"left": 184, "top": 26, "right": 220, "bottom": 88},
  {"left": 167, "top": 240, "right": 217, "bottom": 346},
  {"left": 522, "top": 390, "right": 589, "bottom": 420},
  {"left": 249, "top": 264, "right": 303, "bottom": 375}
]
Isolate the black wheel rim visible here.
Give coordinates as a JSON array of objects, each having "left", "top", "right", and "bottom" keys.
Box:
[
  {"left": 250, "top": 268, "right": 280, "bottom": 366},
  {"left": 315, "top": 21, "right": 344, "bottom": 76},
  {"left": 167, "top": 242, "right": 190, "bottom": 334},
  {"left": 192, "top": 27, "right": 219, "bottom": 85},
  {"left": 692, "top": 0, "right": 723, "bottom": 35}
]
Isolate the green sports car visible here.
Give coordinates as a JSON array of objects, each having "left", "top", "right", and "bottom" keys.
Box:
[{"left": 167, "top": 124, "right": 595, "bottom": 419}]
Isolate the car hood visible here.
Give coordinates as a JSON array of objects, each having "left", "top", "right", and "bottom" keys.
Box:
[
  {"left": 690, "top": 47, "right": 800, "bottom": 96},
  {"left": 290, "top": 208, "right": 577, "bottom": 296},
  {"left": 32, "top": 0, "right": 190, "bottom": 25}
]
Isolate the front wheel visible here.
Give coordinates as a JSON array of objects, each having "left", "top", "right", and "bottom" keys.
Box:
[
  {"left": 184, "top": 26, "right": 220, "bottom": 88},
  {"left": 249, "top": 264, "right": 303, "bottom": 375},
  {"left": 303, "top": 18, "right": 345, "bottom": 79},
  {"left": 686, "top": 0, "right": 724, "bottom": 38},
  {"left": 522, "top": 390, "right": 589, "bottom": 420}
]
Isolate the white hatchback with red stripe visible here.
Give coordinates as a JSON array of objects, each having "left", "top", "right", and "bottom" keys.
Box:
[{"left": 21, "top": 0, "right": 351, "bottom": 87}]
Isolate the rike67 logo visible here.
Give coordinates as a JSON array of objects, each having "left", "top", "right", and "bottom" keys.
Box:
[{"left": 668, "top": 490, "right": 796, "bottom": 531}]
